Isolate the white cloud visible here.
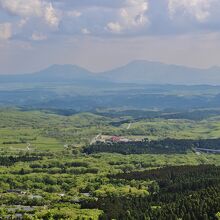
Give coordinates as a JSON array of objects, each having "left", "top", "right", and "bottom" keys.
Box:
[
  {"left": 106, "top": 0, "right": 149, "bottom": 33},
  {"left": 0, "top": 23, "right": 12, "bottom": 40},
  {"left": 31, "top": 32, "right": 47, "bottom": 41},
  {"left": 106, "top": 22, "right": 122, "bottom": 33},
  {"left": 81, "top": 28, "right": 90, "bottom": 35},
  {"left": 121, "top": 0, "right": 148, "bottom": 26},
  {"left": 0, "top": 0, "right": 42, "bottom": 17},
  {"left": 67, "top": 10, "right": 82, "bottom": 18},
  {"left": 44, "top": 3, "right": 59, "bottom": 28},
  {"left": 0, "top": 0, "right": 60, "bottom": 28},
  {"left": 168, "top": 0, "right": 215, "bottom": 22},
  {"left": 0, "top": 0, "right": 220, "bottom": 41},
  {"left": 18, "top": 18, "right": 29, "bottom": 28}
]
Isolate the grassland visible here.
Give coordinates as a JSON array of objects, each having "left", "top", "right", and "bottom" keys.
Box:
[{"left": 2, "top": 108, "right": 220, "bottom": 152}]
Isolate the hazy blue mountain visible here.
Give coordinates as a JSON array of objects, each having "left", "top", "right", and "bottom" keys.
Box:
[
  {"left": 1, "top": 62, "right": 220, "bottom": 110},
  {"left": 0, "top": 64, "right": 98, "bottom": 83},
  {"left": 1, "top": 61, "right": 220, "bottom": 85},
  {"left": 101, "top": 60, "right": 220, "bottom": 85}
]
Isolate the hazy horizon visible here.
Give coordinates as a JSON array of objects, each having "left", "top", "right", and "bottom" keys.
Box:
[{"left": 1, "top": 58, "right": 220, "bottom": 76}]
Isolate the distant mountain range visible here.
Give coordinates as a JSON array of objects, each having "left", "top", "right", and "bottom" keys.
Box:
[
  {"left": 1, "top": 60, "right": 220, "bottom": 85},
  {"left": 0, "top": 64, "right": 98, "bottom": 83}
]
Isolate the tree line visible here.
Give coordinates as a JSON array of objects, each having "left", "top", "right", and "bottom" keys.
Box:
[{"left": 84, "top": 138, "right": 220, "bottom": 154}]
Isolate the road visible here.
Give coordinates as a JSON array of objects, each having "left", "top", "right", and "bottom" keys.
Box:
[{"left": 127, "top": 123, "right": 131, "bottom": 130}]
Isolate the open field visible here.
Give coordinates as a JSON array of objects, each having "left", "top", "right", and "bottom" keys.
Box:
[{"left": 2, "top": 109, "right": 220, "bottom": 152}]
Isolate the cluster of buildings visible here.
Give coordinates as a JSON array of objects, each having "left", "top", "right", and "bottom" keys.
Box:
[{"left": 94, "top": 135, "right": 132, "bottom": 144}]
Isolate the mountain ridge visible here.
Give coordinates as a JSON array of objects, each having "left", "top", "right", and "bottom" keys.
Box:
[{"left": 1, "top": 60, "right": 220, "bottom": 85}]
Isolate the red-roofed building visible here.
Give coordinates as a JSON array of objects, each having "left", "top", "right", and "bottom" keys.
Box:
[{"left": 110, "top": 136, "right": 121, "bottom": 142}]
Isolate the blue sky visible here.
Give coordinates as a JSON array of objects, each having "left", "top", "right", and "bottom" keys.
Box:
[{"left": 0, "top": 0, "right": 220, "bottom": 74}]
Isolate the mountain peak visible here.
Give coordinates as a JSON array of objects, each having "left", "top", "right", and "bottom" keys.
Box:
[
  {"left": 38, "top": 64, "right": 91, "bottom": 75},
  {"left": 102, "top": 60, "right": 220, "bottom": 85}
]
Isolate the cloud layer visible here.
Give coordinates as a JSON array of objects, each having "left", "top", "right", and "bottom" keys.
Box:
[
  {"left": 0, "top": 22, "right": 12, "bottom": 39},
  {"left": 0, "top": 0, "right": 220, "bottom": 41},
  {"left": 168, "top": 0, "right": 218, "bottom": 22},
  {"left": 106, "top": 0, "right": 149, "bottom": 33}
]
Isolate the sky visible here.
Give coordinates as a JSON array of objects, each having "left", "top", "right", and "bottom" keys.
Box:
[{"left": 0, "top": 0, "right": 220, "bottom": 74}]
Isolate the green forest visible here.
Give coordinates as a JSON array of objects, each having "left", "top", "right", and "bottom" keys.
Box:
[{"left": 0, "top": 108, "right": 220, "bottom": 219}]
